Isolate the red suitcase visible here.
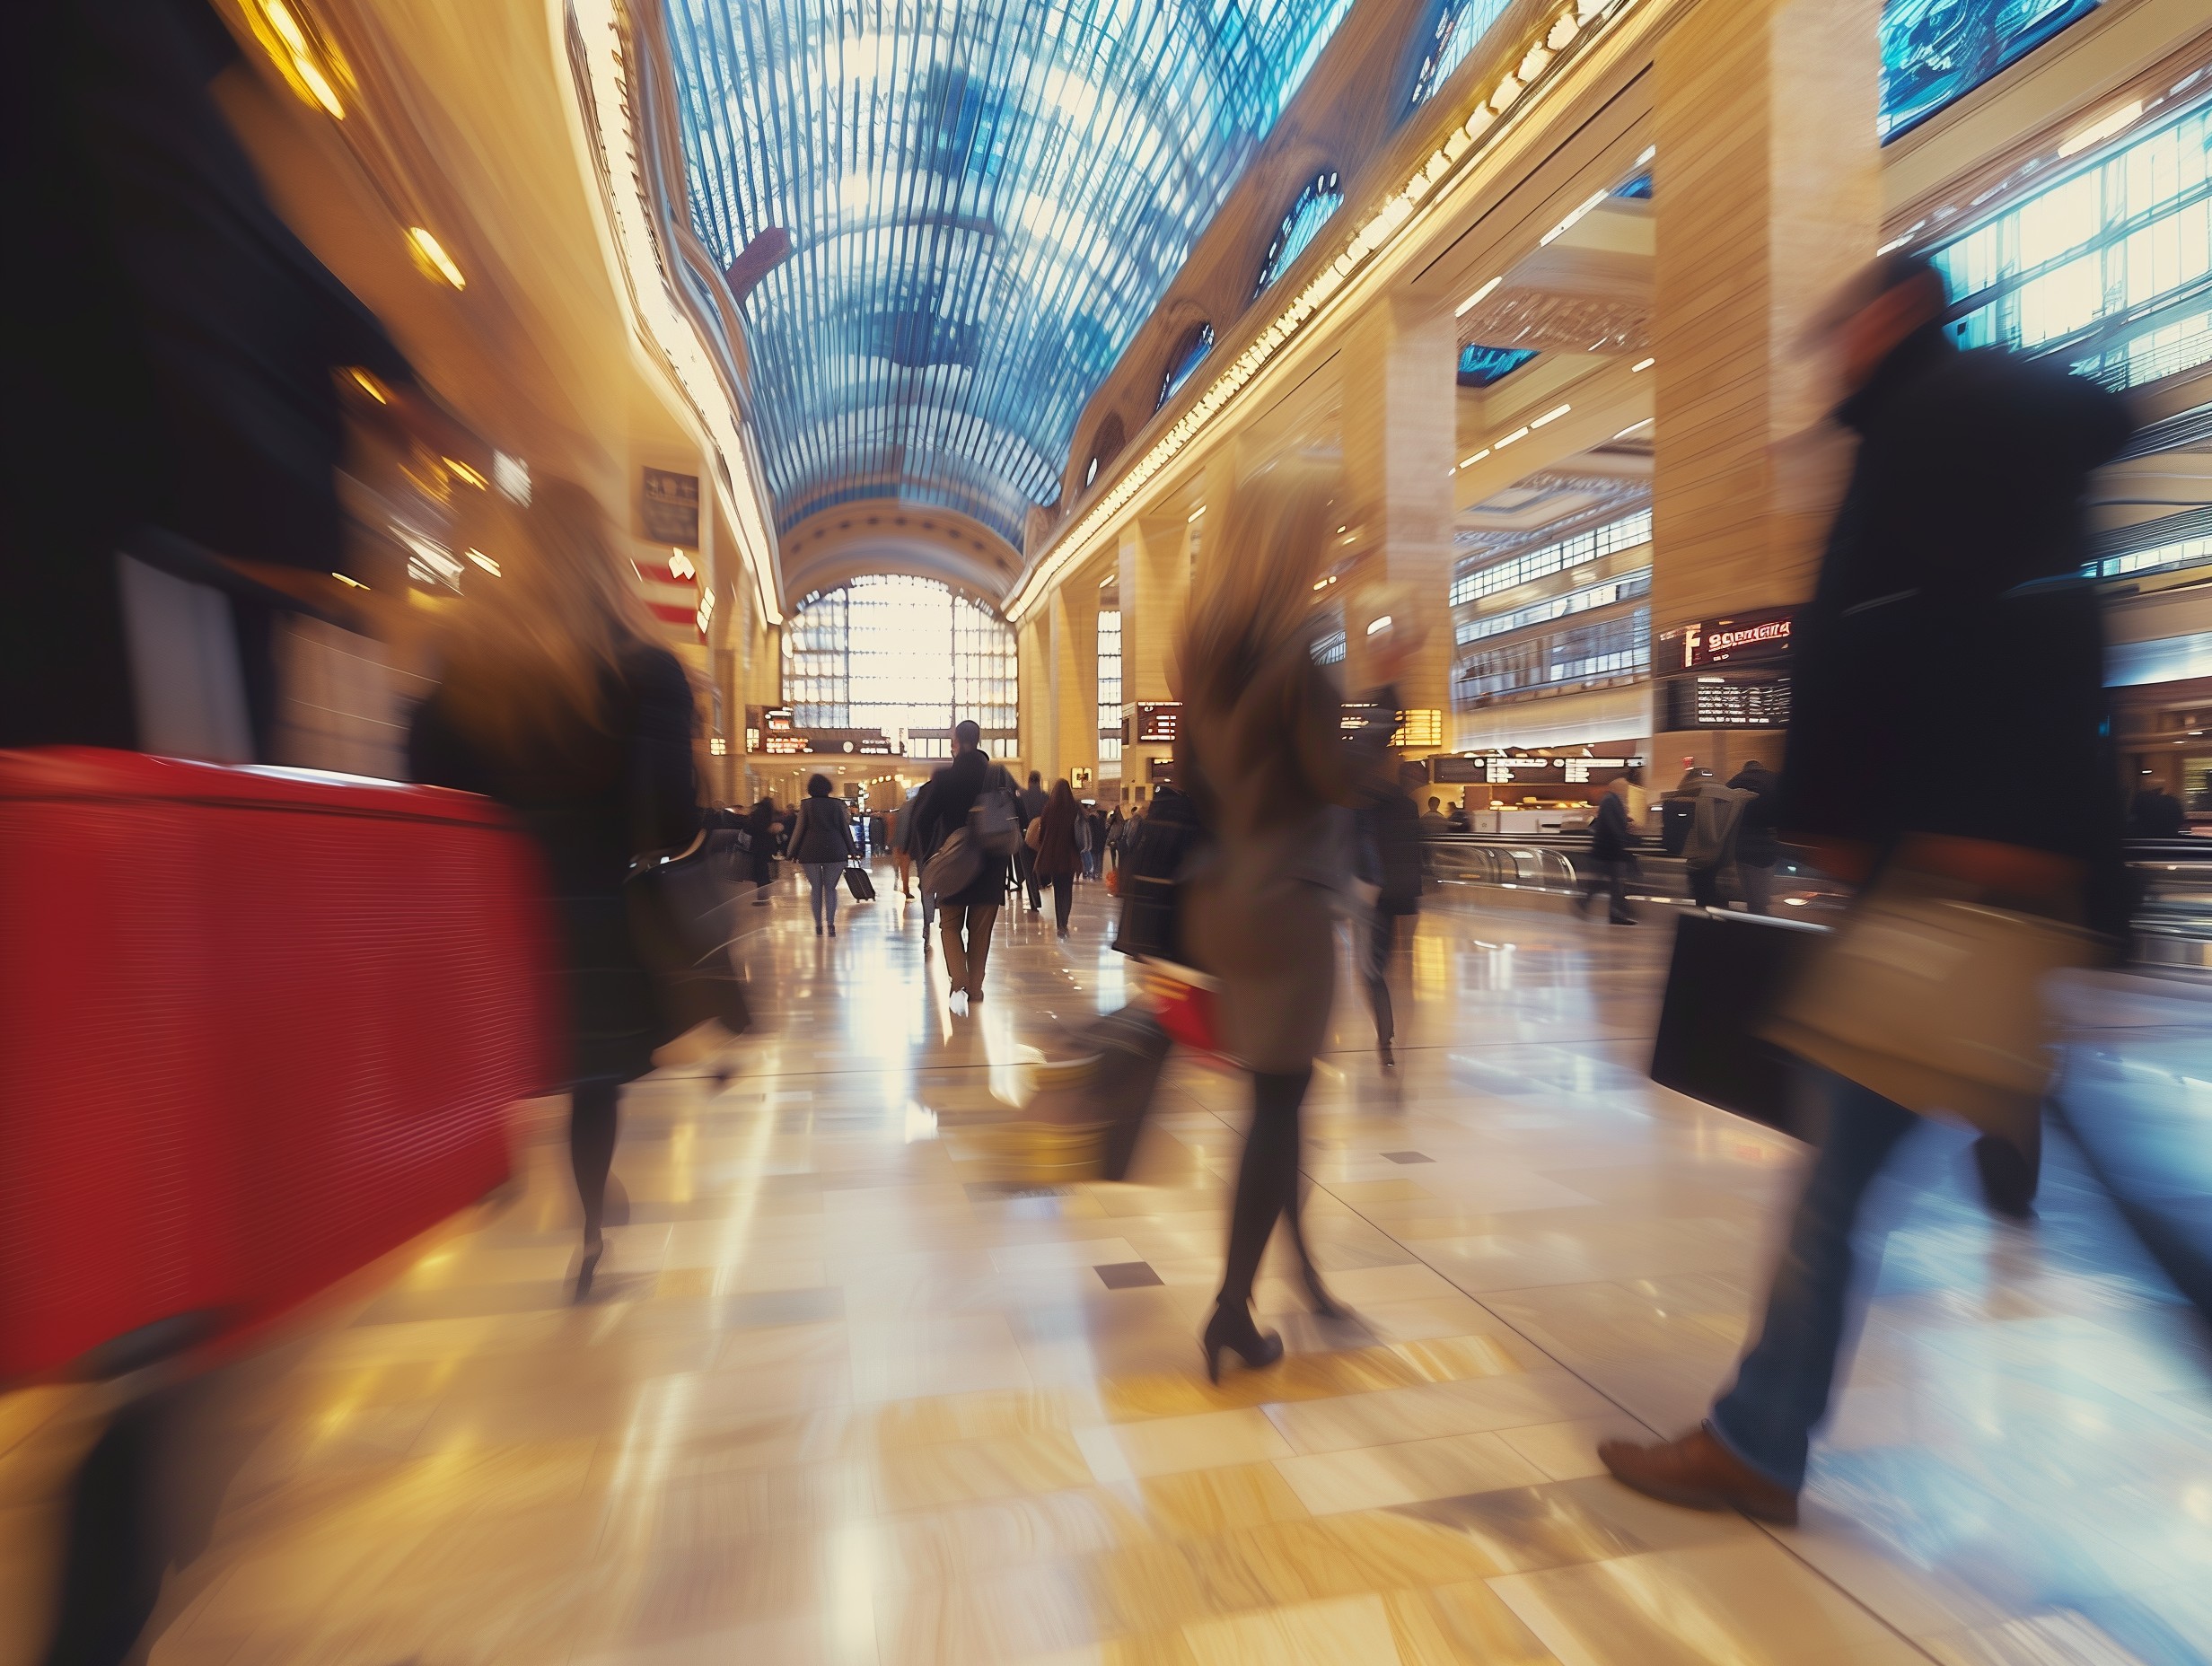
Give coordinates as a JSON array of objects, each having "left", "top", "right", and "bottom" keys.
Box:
[{"left": 0, "top": 748, "right": 556, "bottom": 1381}]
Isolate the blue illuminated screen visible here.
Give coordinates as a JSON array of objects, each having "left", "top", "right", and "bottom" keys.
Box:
[
  {"left": 1457, "top": 345, "right": 1539, "bottom": 388},
  {"left": 1880, "top": 0, "right": 2105, "bottom": 142}
]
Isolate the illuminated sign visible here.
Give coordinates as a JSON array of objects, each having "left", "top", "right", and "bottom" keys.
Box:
[
  {"left": 1662, "top": 676, "right": 1792, "bottom": 730},
  {"left": 1660, "top": 609, "right": 1795, "bottom": 671},
  {"left": 1133, "top": 702, "right": 1181, "bottom": 743},
  {"left": 1432, "top": 752, "right": 1645, "bottom": 783}
]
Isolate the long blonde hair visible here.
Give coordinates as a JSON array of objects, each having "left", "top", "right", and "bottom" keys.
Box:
[{"left": 434, "top": 477, "right": 668, "bottom": 757}]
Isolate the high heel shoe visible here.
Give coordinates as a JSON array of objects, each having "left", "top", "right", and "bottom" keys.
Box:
[
  {"left": 575, "top": 1232, "right": 604, "bottom": 1302},
  {"left": 1201, "top": 1302, "right": 1283, "bottom": 1384}
]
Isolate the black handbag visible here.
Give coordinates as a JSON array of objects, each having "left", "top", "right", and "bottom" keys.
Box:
[
  {"left": 626, "top": 831, "right": 751, "bottom": 1047},
  {"left": 1649, "top": 909, "right": 1824, "bottom": 1138}
]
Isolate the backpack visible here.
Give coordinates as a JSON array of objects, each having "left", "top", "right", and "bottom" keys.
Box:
[
  {"left": 1112, "top": 789, "right": 1208, "bottom": 962},
  {"left": 972, "top": 765, "right": 1020, "bottom": 857}
]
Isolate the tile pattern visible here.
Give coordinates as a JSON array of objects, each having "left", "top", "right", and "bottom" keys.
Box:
[{"left": 5, "top": 875, "right": 2209, "bottom": 1664}]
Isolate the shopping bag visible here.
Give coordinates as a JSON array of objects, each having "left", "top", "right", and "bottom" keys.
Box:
[
  {"left": 1764, "top": 870, "right": 2095, "bottom": 1144},
  {"left": 1651, "top": 909, "right": 1825, "bottom": 1138},
  {"left": 843, "top": 864, "right": 876, "bottom": 900},
  {"left": 627, "top": 832, "right": 751, "bottom": 1049}
]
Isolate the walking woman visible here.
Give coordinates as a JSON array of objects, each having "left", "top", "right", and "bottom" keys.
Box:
[
  {"left": 409, "top": 478, "right": 699, "bottom": 1300},
  {"left": 1180, "top": 461, "right": 1372, "bottom": 1381},
  {"left": 1031, "top": 778, "right": 1082, "bottom": 936},
  {"left": 788, "top": 773, "right": 856, "bottom": 935}
]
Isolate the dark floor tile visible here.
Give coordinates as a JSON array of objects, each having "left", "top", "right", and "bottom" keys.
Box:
[{"left": 1094, "top": 1261, "right": 1164, "bottom": 1290}]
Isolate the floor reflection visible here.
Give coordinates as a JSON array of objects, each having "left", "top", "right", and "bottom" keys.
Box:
[{"left": 4, "top": 872, "right": 2208, "bottom": 1663}]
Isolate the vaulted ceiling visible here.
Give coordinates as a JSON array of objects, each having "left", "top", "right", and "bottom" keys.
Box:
[{"left": 661, "top": 0, "right": 1357, "bottom": 551}]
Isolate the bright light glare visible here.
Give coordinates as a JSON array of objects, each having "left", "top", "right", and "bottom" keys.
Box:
[
  {"left": 407, "top": 227, "right": 465, "bottom": 290},
  {"left": 1454, "top": 275, "right": 1503, "bottom": 317}
]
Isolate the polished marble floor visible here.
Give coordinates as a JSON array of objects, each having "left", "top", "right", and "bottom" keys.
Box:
[{"left": 8, "top": 871, "right": 2212, "bottom": 1664}]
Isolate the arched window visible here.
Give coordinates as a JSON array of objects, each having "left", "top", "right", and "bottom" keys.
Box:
[
  {"left": 783, "top": 574, "right": 1016, "bottom": 758},
  {"left": 1409, "top": 0, "right": 1514, "bottom": 109},
  {"left": 1083, "top": 412, "right": 1126, "bottom": 490},
  {"left": 1252, "top": 171, "right": 1341, "bottom": 299},
  {"left": 1155, "top": 324, "right": 1216, "bottom": 411}
]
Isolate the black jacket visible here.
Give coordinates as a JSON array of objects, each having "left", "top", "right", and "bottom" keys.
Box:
[
  {"left": 1357, "top": 786, "right": 1425, "bottom": 915},
  {"left": 1777, "top": 327, "right": 2131, "bottom": 873},
  {"left": 787, "top": 795, "right": 855, "bottom": 864},
  {"left": 1727, "top": 763, "right": 1781, "bottom": 866},
  {"left": 409, "top": 642, "right": 698, "bottom": 1085},
  {"left": 918, "top": 749, "right": 1014, "bottom": 908},
  {"left": 1590, "top": 792, "right": 1634, "bottom": 863}
]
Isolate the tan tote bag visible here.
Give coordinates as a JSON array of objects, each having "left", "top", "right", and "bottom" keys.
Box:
[{"left": 1763, "top": 871, "right": 2096, "bottom": 1144}]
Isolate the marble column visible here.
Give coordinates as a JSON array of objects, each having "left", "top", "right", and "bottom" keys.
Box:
[
  {"left": 1117, "top": 513, "right": 1191, "bottom": 803},
  {"left": 1338, "top": 294, "right": 1458, "bottom": 755},
  {"left": 1650, "top": 0, "right": 1880, "bottom": 776},
  {"left": 1048, "top": 578, "right": 1100, "bottom": 797}
]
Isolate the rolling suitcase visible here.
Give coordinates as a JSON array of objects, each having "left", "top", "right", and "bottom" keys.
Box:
[
  {"left": 0, "top": 748, "right": 555, "bottom": 1382},
  {"left": 843, "top": 864, "right": 876, "bottom": 901}
]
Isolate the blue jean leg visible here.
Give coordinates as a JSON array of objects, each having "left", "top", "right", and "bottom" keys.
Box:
[{"left": 1707, "top": 1069, "right": 1921, "bottom": 1491}]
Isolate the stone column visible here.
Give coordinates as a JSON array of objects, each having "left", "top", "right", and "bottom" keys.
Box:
[
  {"left": 1117, "top": 513, "right": 1191, "bottom": 803},
  {"left": 1338, "top": 294, "right": 1458, "bottom": 756},
  {"left": 1650, "top": 0, "right": 1880, "bottom": 776},
  {"left": 1049, "top": 579, "right": 1100, "bottom": 796},
  {"left": 1017, "top": 614, "right": 1053, "bottom": 781}
]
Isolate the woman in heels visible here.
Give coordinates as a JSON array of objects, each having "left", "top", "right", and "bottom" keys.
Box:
[
  {"left": 1179, "top": 460, "right": 1388, "bottom": 1381},
  {"left": 409, "top": 479, "right": 700, "bottom": 1300}
]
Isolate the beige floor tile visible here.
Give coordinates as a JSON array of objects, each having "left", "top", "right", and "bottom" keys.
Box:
[
  {"left": 1262, "top": 1369, "right": 1615, "bottom": 1455},
  {"left": 1488, "top": 1539, "right": 1902, "bottom": 1665},
  {"left": 1135, "top": 1463, "right": 1312, "bottom": 1539},
  {"left": 1492, "top": 1416, "right": 1655, "bottom": 1482},
  {"left": 1179, "top": 1591, "right": 1401, "bottom": 1666},
  {"left": 1381, "top": 1579, "right": 1561, "bottom": 1665},
  {"left": 1089, "top": 1407, "right": 1295, "bottom": 1478},
  {"left": 1274, "top": 1429, "right": 1549, "bottom": 1515},
  {"left": 878, "top": 1428, "right": 1094, "bottom": 1512}
]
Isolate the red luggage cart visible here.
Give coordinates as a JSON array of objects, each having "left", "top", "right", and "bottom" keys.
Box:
[{"left": 0, "top": 749, "right": 555, "bottom": 1382}]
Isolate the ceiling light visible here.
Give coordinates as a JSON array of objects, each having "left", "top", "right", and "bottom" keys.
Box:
[
  {"left": 2058, "top": 100, "right": 2144, "bottom": 158},
  {"left": 407, "top": 227, "right": 466, "bottom": 290},
  {"left": 332, "top": 571, "right": 368, "bottom": 589},
  {"left": 444, "top": 457, "right": 486, "bottom": 489},
  {"left": 347, "top": 368, "right": 389, "bottom": 404},
  {"left": 464, "top": 548, "right": 502, "bottom": 576},
  {"left": 1454, "top": 276, "right": 1503, "bottom": 318},
  {"left": 1365, "top": 615, "right": 1392, "bottom": 636},
  {"left": 1494, "top": 425, "right": 1531, "bottom": 449},
  {"left": 1457, "top": 453, "right": 1485, "bottom": 469},
  {"left": 1531, "top": 403, "right": 1571, "bottom": 428},
  {"left": 1635, "top": 144, "right": 1655, "bottom": 166},
  {"left": 1631, "top": 356, "right": 1655, "bottom": 373}
]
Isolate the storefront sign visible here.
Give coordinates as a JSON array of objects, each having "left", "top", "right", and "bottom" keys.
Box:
[{"left": 1660, "top": 609, "right": 1795, "bottom": 671}]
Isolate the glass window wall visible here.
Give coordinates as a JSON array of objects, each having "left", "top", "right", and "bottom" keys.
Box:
[
  {"left": 784, "top": 574, "right": 1017, "bottom": 750},
  {"left": 1096, "top": 607, "right": 1122, "bottom": 765}
]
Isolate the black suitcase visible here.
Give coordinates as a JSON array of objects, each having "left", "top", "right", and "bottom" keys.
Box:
[
  {"left": 1081, "top": 1006, "right": 1172, "bottom": 1181},
  {"left": 1649, "top": 909, "right": 1824, "bottom": 1139},
  {"left": 843, "top": 864, "right": 876, "bottom": 900}
]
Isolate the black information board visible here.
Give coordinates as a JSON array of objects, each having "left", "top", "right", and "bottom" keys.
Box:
[{"left": 1663, "top": 676, "right": 1791, "bottom": 730}]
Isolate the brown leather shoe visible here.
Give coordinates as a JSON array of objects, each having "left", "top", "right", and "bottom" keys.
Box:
[{"left": 1598, "top": 1428, "right": 1799, "bottom": 1526}]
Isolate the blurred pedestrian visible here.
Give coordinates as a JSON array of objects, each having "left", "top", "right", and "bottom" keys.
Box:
[
  {"left": 1600, "top": 251, "right": 2132, "bottom": 1526},
  {"left": 1683, "top": 772, "right": 1747, "bottom": 908},
  {"left": 1017, "top": 768, "right": 1049, "bottom": 912},
  {"left": 1105, "top": 805, "right": 1125, "bottom": 872},
  {"left": 1181, "top": 460, "right": 1389, "bottom": 1381},
  {"left": 1355, "top": 760, "right": 1425, "bottom": 1069},
  {"left": 1031, "top": 778, "right": 1082, "bottom": 935},
  {"left": 918, "top": 720, "right": 1018, "bottom": 1010},
  {"left": 2129, "top": 781, "right": 2185, "bottom": 838},
  {"left": 744, "top": 796, "right": 778, "bottom": 904},
  {"left": 1575, "top": 776, "right": 1638, "bottom": 925},
  {"left": 1729, "top": 759, "right": 1781, "bottom": 915},
  {"left": 410, "top": 478, "right": 701, "bottom": 1301},
  {"left": 787, "top": 773, "right": 856, "bottom": 936},
  {"left": 1418, "top": 795, "right": 1447, "bottom": 836}
]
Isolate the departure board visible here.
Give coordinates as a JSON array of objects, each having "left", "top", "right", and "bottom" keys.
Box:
[{"left": 1663, "top": 676, "right": 1791, "bottom": 730}]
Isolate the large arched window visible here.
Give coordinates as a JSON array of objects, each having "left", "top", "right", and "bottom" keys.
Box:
[
  {"left": 1155, "top": 324, "right": 1216, "bottom": 411},
  {"left": 1409, "top": 0, "right": 1514, "bottom": 108},
  {"left": 784, "top": 574, "right": 1016, "bottom": 758},
  {"left": 1252, "top": 171, "right": 1341, "bottom": 299}
]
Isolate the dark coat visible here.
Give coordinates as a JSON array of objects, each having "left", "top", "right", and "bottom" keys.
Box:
[
  {"left": 744, "top": 802, "right": 779, "bottom": 884},
  {"left": 1590, "top": 791, "right": 1634, "bottom": 863},
  {"left": 1777, "top": 327, "right": 2131, "bottom": 878},
  {"left": 1727, "top": 763, "right": 1781, "bottom": 867},
  {"left": 409, "top": 642, "right": 699, "bottom": 1086},
  {"left": 1360, "top": 787, "right": 1425, "bottom": 916},
  {"left": 787, "top": 794, "right": 855, "bottom": 864},
  {"left": 919, "top": 749, "right": 1014, "bottom": 908}
]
